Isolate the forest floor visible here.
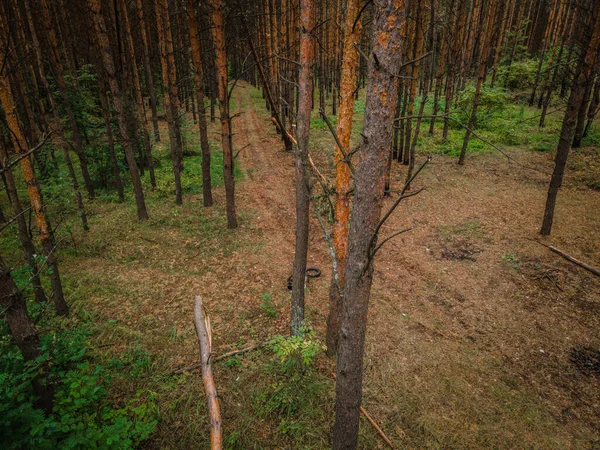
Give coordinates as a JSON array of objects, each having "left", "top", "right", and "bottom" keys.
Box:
[{"left": 57, "top": 82, "right": 600, "bottom": 449}]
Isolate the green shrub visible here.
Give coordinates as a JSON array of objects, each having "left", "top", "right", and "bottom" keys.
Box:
[
  {"left": 497, "top": 59, "right": 539, "bottom": 91},
  {"left": 456, "top": 85, "right": 509, "bottom": 125},
  {"left": 0, "top": 326, "right": 158, "bottom": 449}
]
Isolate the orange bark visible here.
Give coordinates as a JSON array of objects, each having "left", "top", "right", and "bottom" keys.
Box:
[
  {"left": 326, "top": 0, "right": 362, "bottom": 355},
  {"left": 208, "top": 0, "right": 237, "bottom": 229},
  {"left": 0, "top": 31, "right": 69, "bottom": 316}
]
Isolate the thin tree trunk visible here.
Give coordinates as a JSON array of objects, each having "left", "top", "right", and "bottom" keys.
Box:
[
  {"left": 333, "top": 0, "right": 404, "bottom": 447},
  {"left": 0, "top": 56, "right": 69, "bottom": 316},
  {"left": 291, "top": 0, "right": 315, "bottom": 337},
  {"left": 0, "top": 135, "right": 46, "bottom": 304},
  {"left": 541, "top": 3, "right": 600, "bottom": 235},
  {"left": 39, "top": 0, "right": 96, "bottom": 199},
  {"left": 155, "top": 0, "right": 183, "bottom": 205},
  {"left": 134, "top": 0, "right": 160, "bottom": 141},
  {"left": 120, "top": 0, "right": 156, "bottom": 188},
  {"left": 187, "top": 0, "right": 213, "bottom": 207},
  {"left": 98, "top": 79, "right": 125, "bottom": 200},
  {"left": 88, "top": 0, "right": 149, "bottom": 221},
  {"left": 209, "top": 0, "right": 237, "bottom": 229}
]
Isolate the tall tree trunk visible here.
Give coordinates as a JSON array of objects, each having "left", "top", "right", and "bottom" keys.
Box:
[
  {"left": 120, "top": 0, "right": 156, "bottom": 188},
  {"left": 155, "top": 0, "right": 183, "bottom": 205},
  {"left": 209, "top": 0, "right": 237, "bottom": 228},
  {"left": 583, "top": 79, "right": 600, "bottom": 137},
  {"left": 134, "top": 0, "right": 160, "bottom": 141},
  {"left": 88, "top": 0, "right": 149, "bottom": 221},
  {"left": 98, "top": 79, "right": 125, "bottom": 201},
  {"left": 0, "top": 56, "right": 69, "bottom": 317},
  {"left": 0, "top": 134, "right": 46, "bottom": 304},
  {"left": 39, "top": 0, "right": 96, "bottom": 199},
  {"left": 187, "top": 0, "right": 213, "bottom": 207},
  {"left": 541, "top": 2, "right": 600, "bottom": 236},
  {"left": 290, "top": 0, "right": 315, "bottom": 337},
  {"left": 23, "top": 0, "right": 89, "bottom": 230},
  {"left": 326, "top": 0, "right": 362, "bottom": 355},
  {"left": 333, "top": 0, "right": 404, "bottom": 447},
  {"left": 459, "top": 1, "right": 495, "bottom": 166},
  {"left": 0, "top": 256, "right": 53, "bottom": 412}
]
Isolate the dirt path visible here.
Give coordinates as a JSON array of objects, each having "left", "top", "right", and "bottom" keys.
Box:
[{"left": 232, "top": 83, "right": 331, "bottom": 322}]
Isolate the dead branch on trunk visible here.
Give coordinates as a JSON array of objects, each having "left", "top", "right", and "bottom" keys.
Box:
[
  {"left": 368, "top": 157, "right": 431, "bottom": 261},
  {"left": 0, "top": 133, "right": 51, "bottom": 175},
  {"left": 319, "top": 108, "right": 355, "bottom": 174},
  {"left": 193, "top": 296, "right": 223, "bottom": 450}
]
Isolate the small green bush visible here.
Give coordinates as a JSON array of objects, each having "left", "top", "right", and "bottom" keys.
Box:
[{"left": 497, "top": 59, "right": 539, "bottom": 91}]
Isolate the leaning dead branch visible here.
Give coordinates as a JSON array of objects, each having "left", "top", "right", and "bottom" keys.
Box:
[
  {"left": 546, "top": 245, "right": 600, "bottom": 278},
  {"left": 172, "top": 343, "right": 264, "bottom": 375},
  {"left": 193, "top": 296, "right": 223, "bottom": 450},
  {"left": 332, "top": 372, "right": 395, "bottom": 449}
]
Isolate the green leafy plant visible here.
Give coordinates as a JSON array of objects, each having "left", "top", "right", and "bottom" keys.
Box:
[
  {"left": 269, "top": 325, "right": 325, "bottom": 376},
  {"left": 0, "top": 326, "right": 158, "bottom": 449},
  {"left": 502, "top": 252, "right": 520, "bottom": 269},
  {"left": 260, "top": 292, "right": 277, "bottom": 317}
]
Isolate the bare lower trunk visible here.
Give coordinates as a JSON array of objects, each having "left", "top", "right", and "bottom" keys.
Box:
[
  {"left": 210, "top": 0, "right": 237, "bottom": 228},
  {"left": 291, "top": 0, "right": 315, "bottom": 336},
  {"left": 88, "top": 0, "right": 148, "bottom": 221},
  {"left": 0, "top": 257, "right": 53, "bottom": 412},
  {"left": 541, "top": 3, "right": 600, "bottom": 235},
  {"left": 333, "top": 1, "right": 404, "bottom": 447},
  {"left": 187, "top": 0, "right": 213, "bottom": 207}
]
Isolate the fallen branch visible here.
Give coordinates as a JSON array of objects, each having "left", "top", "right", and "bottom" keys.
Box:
[
  {"left": 332, "top": 373, "right": 395, "bottom": 449},
  {"left": 547, "top": 246, "right": 600, "bottom": 278},
  {"left": 193, "top": 296, "right": 223, "bottom": 450},
  {"left": 234, "top": 143, "right": 250, "bottom": 159},
  {"left": 172, "top": 343, "right": 263, "bottom": 375}
]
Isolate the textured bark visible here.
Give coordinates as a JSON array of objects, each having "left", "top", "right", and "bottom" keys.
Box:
[
  {"left": 193, "top": 297, "right": 223, "bottom": 449},
  {"left": 326, "top": 0, "right": 362, "bottom": 355},
  {"left": 120, "top": 0, "right": 156, "bottom": 188},
  {"left": 187, "top": 0, "right": 213, "bottom": 207},
  {"left": 290, "top": 0, "right": 315, "bottom": 337},
  {"left": 541, "top": 3, "right": 600, "bottom": 235},
  {"left": 155, "top": 0, "right": 183, "bottom": 205},
  {"left": 332, "top": 1, "right": 404, "bottom": 447},
  {"left": 134, "top": 0, "right": 160, "bottom": 141},
  {"left": 0, "top": 53, "right": 69, "bottom": 316},
  {"left": 39, "top": 0, "right": 96, "bottom": 199},
  {"left": 88, "top": 0, "right": 148, "bottom": 221},
  {"left": 0, "top": 257, "right": 52, "bottom": 412},
  {"left": 0, "top": 135, "right": 46, "bottom": 304},
  {"left": 209, "top": 0, "right": 237, "bottom": 228}
]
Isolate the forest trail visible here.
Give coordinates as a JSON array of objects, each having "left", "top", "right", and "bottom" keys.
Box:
[{"left": 231, "top": 82, "right": 332, "bottom": 320}]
